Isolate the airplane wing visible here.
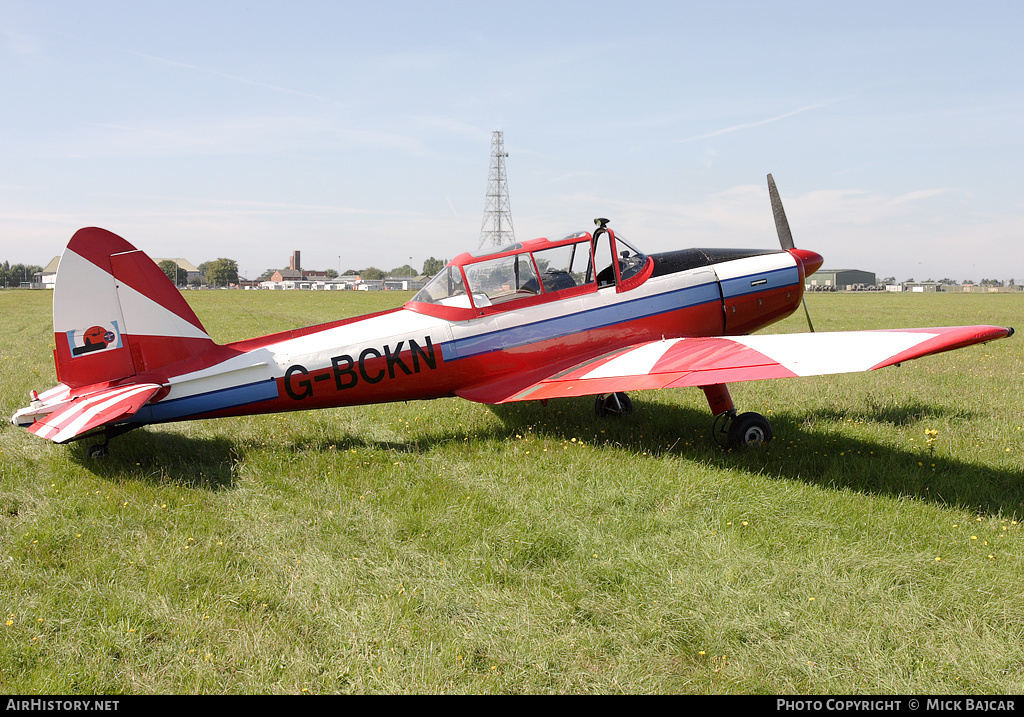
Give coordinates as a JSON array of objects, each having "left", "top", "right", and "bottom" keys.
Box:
[
  {"left": 496, "top": 325, "right": 1013, "bottom": 403},
  {"left": 16, "top": 383, "right": 164, "bottom": 444}
]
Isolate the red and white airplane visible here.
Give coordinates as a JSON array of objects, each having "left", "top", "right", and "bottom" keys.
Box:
[{"left": 10, "top": 175, "right": 1014, "bottom": 457}]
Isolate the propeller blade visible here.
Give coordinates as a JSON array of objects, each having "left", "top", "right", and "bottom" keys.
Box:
[
  {"left": 802, "top": 297, "right": 815, "bottom": 332},
  {"left": 767, "top": 173, "right": 794, "bottom": 251},
  {"left": 768, "top": 174, "right": 815, "bottom": 332}
]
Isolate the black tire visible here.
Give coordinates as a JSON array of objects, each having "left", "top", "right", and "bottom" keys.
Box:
[
  {"left": 727, "top": 412, "right": 773, "bottom": 449},
  {"left": 595, "top": 392, "right": 633, "bottom": 417}
]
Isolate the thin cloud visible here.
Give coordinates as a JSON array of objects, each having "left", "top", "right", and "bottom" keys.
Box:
[
  {"left": 677, "top": 100, "right": 841, "bottom": 143},
  {"left": 445, "top": 194, "right": 460, "bottom": 218}
]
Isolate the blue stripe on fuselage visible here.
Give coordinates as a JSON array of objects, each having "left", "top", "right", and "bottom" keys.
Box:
[
  {"left": 719, "top": 265, "right": 798, "bottom": 300},
  {"left": 133, "top": 379, "right": 280, "bottom": 424},
  {"left": 442, "top": 279, "right": 723, "bottom": 361}
]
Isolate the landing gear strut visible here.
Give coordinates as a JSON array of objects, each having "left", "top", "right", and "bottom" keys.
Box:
[
  {"left": 703, "top": 384, "right": 773, "bottom": 450},
  {"left": 80, "top": 425, "right": 136, "bottom": 460},
  {"left": 595, "top": 392, "right": 633, "bottom": 417}
]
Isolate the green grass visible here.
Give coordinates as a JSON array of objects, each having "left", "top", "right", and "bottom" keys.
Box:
[{"left": 1, "top": 288, "right": 1022, "bottom": 694}]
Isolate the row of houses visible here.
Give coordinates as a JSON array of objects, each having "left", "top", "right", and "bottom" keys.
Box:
[
  {"left": 258, "top": 277, "right": 427, "bottom": 291},
  {"left": 809, "top": 269, "right": 1021, "bottom": 293},
  {"left": 256, "top": 251, "right": 427, "bottom": 291}
]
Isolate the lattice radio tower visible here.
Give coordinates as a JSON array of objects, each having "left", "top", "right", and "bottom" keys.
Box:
[{"left": 478, "top": 130, "right": 515, "bottom": 249}]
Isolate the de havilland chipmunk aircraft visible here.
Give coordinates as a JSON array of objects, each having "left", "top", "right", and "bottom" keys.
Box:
[{"left": 10, "top": 175, "right": 1015, "bottom": 457}]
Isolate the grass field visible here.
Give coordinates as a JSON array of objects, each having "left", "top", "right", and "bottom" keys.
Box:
[{"left": 1, "top": 288, "right": 1022, "bottom": 694}]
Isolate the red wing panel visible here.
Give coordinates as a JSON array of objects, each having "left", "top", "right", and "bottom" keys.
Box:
[
  {"left": 502, "top": 326, "right": 1012, "bottom": 403},
  {"left": 867, "top": 326, "right": 1015, "bottom": 369},
  {"left": 26, "top": 383, "right": 162, "bottom": 444}
]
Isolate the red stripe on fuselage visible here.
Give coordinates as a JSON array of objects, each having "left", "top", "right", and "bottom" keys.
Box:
[{"left": 723, "top": 284, "right": 802, "bottom": 335}]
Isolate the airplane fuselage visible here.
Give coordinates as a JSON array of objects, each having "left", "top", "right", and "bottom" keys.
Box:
[{"left": 130, "top": 242, "right": 814, "bottom": 426}]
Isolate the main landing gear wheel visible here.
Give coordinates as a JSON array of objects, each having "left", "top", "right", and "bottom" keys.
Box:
[
  {"left": 595, "top": 392, "right": 633, "bottom": 417},
  {"left": 87, "top": 443, "right": 109, "bottom": 460},
  {"left": 713, "top": 410, "right": 773, "bottom": 450}
]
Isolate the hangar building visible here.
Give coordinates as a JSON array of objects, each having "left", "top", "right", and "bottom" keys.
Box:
[{"left": 807, "top": 269, "right": 876, "bottom": 290}]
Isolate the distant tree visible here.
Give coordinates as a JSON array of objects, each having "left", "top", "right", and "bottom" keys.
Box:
[
  {"left": 158, "top": 260, "right": 183, "bottom": 286},
  {"left": 360, "top": 267, "right": 385, "bottom": 280},
  {"left": 1, "top": 262, "right": 43, "bottom": 287},
  {"left": 325, "top": 269, "right": 338, "bottom": 279},
  {"left": 389, "top": 264, "right": 416, "bottom": 277},
  {"left": 204, "top": 258, "right": 239, "bottom": 287},
  {"left": 256, "top": 269, "right": 276, "bottom": 282},
  {"left": 422, "top": 257, "right": 445, "bottom": 276}
]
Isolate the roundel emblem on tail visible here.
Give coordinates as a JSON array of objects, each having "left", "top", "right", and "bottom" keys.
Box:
[{"left": 69, "top": 321, "right": 122, "bottom": 357}]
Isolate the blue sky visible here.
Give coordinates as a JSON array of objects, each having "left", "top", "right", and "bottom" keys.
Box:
[{"left": 2, "top": 0, "right": 1022, "bottom": 282}]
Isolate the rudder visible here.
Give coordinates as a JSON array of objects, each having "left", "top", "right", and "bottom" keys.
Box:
[{"left": 52, "top": 228, "right": 217, "bottom": 387}]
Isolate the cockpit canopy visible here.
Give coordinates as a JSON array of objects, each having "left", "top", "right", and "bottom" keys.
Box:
[{"left": 411, "top": 228, "right": 647, "bottom": 310}]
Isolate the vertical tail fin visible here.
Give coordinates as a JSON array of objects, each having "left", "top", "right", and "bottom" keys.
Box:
[{"left": 53, "top": 228, "right": 217, "bottom": 387}]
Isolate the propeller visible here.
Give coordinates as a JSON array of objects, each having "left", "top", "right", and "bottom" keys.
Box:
[{"left": 767, "top": 173, "right": 815, "bottom": 332}]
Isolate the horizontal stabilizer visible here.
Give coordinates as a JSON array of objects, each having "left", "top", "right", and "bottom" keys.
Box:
[
  {"left": 24, "top": 383, "right": 163, "bottom": 444},
  {"left": 502, "top": 325, "right": 1014, "bottom": 403}
]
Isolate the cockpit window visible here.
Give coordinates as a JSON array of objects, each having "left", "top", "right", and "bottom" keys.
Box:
[
  {"left": 463, "top": 253, "right": 539, "bottom": 306},
  {"left": 411, "top": 266, "right": 470, "bottom": 307},
  {"left": 594, "top": 230, "right": 647, "bottom": 287},
  {"left": 411, "top": 230, "right": 648, "bottom": 310},
  {"left": 533, "top": 239, "right": 592, "bottom": 292},
  {"left": 614, "top": 234, "right": 647, "bottom": 282}
]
